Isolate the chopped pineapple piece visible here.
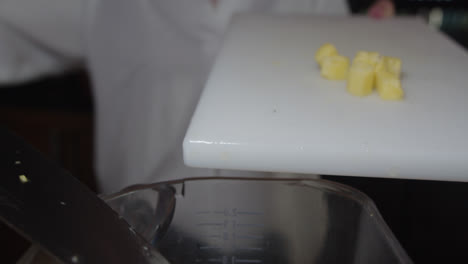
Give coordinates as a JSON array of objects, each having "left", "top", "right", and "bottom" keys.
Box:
[
  {"left": 315, "top": 44, "right": 404, "bottom": 101},
  {"left": 383, "top": 56, "right": 402, "bottom": 78},
  {"left": 375, "top": 58, "right": 385, "bottom": 73},
  {"left": 354, "top": 51, "right": 381, "bottom": 67},
  {"left": 347, "top": 61, "right": 375, "bottom": 96},
  {"left": 376, "top": 56, "right": 401, "bottom": 74},
  {"left": 376, "top": 56, "right": 403, "bottom": 100},
  {"left": 19, "top": 174, "right": 29, "bottom": 183},
  {"left": 320, "top": 55, "right": 349, "bottom": 80},
  {"left": 315, "top": 43, "right": 338, "bottom": 65},
  {"left": 376, "top": 70, "right": 404, "bottom": 100}
]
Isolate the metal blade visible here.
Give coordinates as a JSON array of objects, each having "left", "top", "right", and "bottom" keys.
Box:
[{"left": 0, "top": 127, "right": 168, "bottom": 264}]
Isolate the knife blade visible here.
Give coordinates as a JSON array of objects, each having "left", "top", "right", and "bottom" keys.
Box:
[{"left": 0, "top": 127, "right": 168, "bottom": 264}]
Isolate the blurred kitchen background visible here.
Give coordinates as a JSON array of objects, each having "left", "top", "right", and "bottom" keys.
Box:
[{"left": 1, "top": 0, "right": 468, "bottom": 263}]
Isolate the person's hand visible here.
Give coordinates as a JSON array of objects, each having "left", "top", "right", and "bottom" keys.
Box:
[{"left": 368, "top": 0, "right": 395, "bottom": 19}]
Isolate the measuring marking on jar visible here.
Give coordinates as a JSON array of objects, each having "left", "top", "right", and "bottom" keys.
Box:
[
  {"left": 214, "top": 209, "right": 238, "bottom": 216},
  {"left": 236, "top": 223, "right": 264, "bottom": 228},
  {"left": 237, "top": 211, "right": 263, "bottom": 216},
  {"left": 199, "top": 246, "right": 223, "bottom": 250},
  {"left": 197, "top": 222, "right": 225, "bottom": 226},
  {"left": 237, "top": 247, "right": 264, "bottom": 251},
  {"left": 236, "top": 234, "right": 264, "bottom": 240}
]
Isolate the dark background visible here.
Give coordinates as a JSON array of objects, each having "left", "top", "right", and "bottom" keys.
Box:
[{"left": 1, "top": 1, "right": 468, "bottom": 263}]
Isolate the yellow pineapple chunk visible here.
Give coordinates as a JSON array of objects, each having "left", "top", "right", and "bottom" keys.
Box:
[
  {"left": 315, "top": 43, "right": 338, "bottom": 65},
  {"left": 347, "top": 61, "right": 375, "bottom": 96},
  {"left": 384, "top": 56, "right": 401, "bottom": 78},
  {"left": 315, "top": 45, "right": 404, "bottom": 101},
  {"left": 376, "top": 70, "right": 404, "bottom": 100},
  {"left": 320, "top": 55, "right": 349, "bottom": 80},
  {"left": 354, "top": 51, "right": 381, "bottom": 67}
]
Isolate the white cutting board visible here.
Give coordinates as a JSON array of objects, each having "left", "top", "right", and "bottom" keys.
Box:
[{"left": 184, "top": 15, "right": 468, "bottom": 181}]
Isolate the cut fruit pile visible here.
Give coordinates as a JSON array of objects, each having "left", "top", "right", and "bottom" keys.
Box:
[{"left": 315, "top": 43, "right": 404, "bottom": 100}]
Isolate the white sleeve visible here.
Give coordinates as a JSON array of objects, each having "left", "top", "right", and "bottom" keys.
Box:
[
  {"left": 0, "top": 0, "right": 90, "bottom": 84},
  {"left": 0, "top": 24, "right": 65, "bottom": 84},
  {"left": 272, "top": 0, "right": 349, "bottom": 15}
]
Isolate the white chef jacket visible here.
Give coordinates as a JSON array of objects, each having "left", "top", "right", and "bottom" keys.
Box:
[{"left": 0, "top": 0, "right": 348, "bottom": 193}]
